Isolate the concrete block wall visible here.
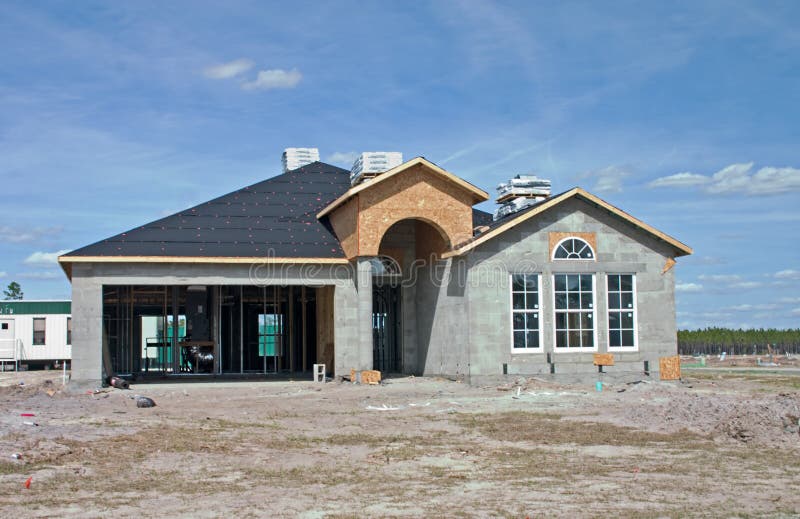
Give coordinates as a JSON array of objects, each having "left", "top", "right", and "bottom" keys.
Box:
[
  {"left": 67, "top": 261, "right": 360, "bottom": 384},
  {"left": 462, "top": 197, "right": 681, "bottom": 378}
]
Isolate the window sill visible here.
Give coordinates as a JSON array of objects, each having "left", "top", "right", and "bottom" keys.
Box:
[
  {"left": 510, "top": 348, "right": 544, "bottom": 355},
  {"left": 608, "top": 346, "right": 639, "bottom": 352}
]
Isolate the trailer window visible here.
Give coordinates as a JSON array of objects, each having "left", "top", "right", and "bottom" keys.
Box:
[{"left": 33, "top": 318, "right": 46, "bottom": 345}]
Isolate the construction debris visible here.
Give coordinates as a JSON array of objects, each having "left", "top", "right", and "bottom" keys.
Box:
[
  {"left": 493, "top": 175, "right": 552, "bottom": 220},
  {"left": 133, "top": 396, "right": 157, "bottom": 408},
  {"left": 348, "top": 369, "right": 382, "bottom": 385},
  {"left": 109, "top": 377, "right": 129, "bottom": 390},
  {"left": 659, "top": 356, "right": 681, "bottom": 380}
]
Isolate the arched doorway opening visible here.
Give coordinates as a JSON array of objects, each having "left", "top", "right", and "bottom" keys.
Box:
[{"left": 371, "top": 219, "right": 450, "bottom": 374}]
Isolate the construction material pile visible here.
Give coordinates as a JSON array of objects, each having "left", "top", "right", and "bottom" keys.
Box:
[
  {"left": 350, "top": 151, "right": 403, "bottom": 185},
  {"left": 493, "top": 175, "right": 552, "bottom": 220}
]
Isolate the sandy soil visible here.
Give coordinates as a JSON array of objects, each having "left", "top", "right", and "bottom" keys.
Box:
[{"left": 0, "top": 369, "right": 798, "bottom": 518}]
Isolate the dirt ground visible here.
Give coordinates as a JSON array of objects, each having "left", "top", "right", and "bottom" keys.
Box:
[{"left": 1, "top": 366, "right": 799, "bottom": 518}]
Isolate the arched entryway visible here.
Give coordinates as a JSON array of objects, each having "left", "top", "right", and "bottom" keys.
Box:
[{"left": 370, "top": 219, "right": 450, "bottom": 374}]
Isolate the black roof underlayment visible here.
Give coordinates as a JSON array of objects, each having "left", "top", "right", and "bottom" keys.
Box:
[{"left": 65, "top": 161, "right": 495, "bottom": 259}]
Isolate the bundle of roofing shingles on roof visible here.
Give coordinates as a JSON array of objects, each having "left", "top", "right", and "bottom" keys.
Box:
[{"left": 493, "top": 175, "right": 552, "bottom": 220}]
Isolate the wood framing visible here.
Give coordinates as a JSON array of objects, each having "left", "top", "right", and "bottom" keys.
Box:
[
  {"left": 315, "top": 286, "right": 335, "bottom": 375},
  {"left": 317, "top": 157, "right": 488, "bottom": 219},
  {"left": 319, "top": 159, "right": 483, "bottom": 259},
  {"left": 662, "top": 257, "right": 677, "bottom": 274}
]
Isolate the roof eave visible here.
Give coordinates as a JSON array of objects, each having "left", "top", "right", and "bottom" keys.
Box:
[
  {"left": 317, "top": 157, "right": 489, "bottom": 219},
  {"left": 442, "top": 187, "right": 692, "bottom": 258}
]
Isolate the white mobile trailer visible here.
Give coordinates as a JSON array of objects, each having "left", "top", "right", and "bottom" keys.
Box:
[{"left": 0, "top": 300, "right": 71, "bottom": 370}]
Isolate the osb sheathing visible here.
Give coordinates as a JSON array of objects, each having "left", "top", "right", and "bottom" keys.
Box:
[
  {"left": 358, "top": 164, "right": 475, "bottom": 256},
  {"left": 327, "top": 196, "right": 359, "bottom": 259},
  {"left": 659, "top": 355, "right": 681, "bottom": 380},
  {"left": 325, "top": 163, "right": 476, "bottom": 259},
  {"left": 593, "top": 353, "right": 615, "bottom": 366},
  {"left": 548, "top": 231, "right": 597, "bottom": 258}
]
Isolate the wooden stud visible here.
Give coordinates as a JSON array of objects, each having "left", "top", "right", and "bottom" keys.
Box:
[{"left": 301, "top": 286, "right": 307, "bottom": 372}]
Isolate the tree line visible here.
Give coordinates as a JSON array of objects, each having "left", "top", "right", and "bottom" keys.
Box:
[{"left": 678, "top": 327, "right": 800, "bottom": 355}]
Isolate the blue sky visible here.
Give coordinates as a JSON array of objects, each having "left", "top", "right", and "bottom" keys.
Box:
[{"left": 1, "top": 0, "right": 798, "bottom": 329}]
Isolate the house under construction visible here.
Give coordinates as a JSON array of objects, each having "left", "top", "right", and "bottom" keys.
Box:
[{"left": 58, "top": 152, "right": 692, "bottom": 385}]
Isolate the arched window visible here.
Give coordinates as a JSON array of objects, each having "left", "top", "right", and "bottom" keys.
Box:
[
  {"left": 369, "top": 255, "right": 402, "bottom": 277},
  {"left": 553, "top": 237, "right": 595, "bottom": 260}
]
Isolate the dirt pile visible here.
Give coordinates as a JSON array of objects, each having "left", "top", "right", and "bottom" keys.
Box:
[{"left": 603, "top": 383, "right": 800, "bottom": 448}]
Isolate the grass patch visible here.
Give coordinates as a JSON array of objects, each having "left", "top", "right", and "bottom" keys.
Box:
[{"left": 456, "top": 411, "right": 704, "bottom": 447}]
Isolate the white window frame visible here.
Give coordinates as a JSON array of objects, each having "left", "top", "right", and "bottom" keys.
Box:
[
  {"left": 552, "top": 236, "right": 596, "bottom": 261},
  {"left": 552, "top": 273, "right": 598, "bottom": 352},
  {"left": 606, "top": 273, "right": 639, "bottom": 352},
  {"left": 509, "top": 273, "right": 542, "bottom": 353}
]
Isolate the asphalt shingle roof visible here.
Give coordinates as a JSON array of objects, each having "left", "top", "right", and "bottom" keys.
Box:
[
  {"left": 65, "top": 162, "right": 351, "bottom": 259},
  {"left": 64, "top": 161, "right": 499, "bottom": 260}
]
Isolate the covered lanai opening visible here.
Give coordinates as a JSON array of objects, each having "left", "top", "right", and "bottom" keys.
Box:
[
  {"left": 373, "top": 218, "right": 450, "bottom": 375},
  {"left": 102, "top": 284, "right": 335, "bottom": 379}
]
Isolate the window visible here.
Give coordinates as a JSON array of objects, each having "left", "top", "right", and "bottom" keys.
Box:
[
  {"left": 1, "top": 323, "right": 7, "bottom": 330},
  {"left": 33, "top": 318, "right": 46, "bottom": 345},
  {"left": 258, "top": 313, "right": 283, "bottom": 357},
  {"left": 554, "top": 274, "right": 595, "bottom": 349},
  {"left": 67, "top": 317, "right": 72, "bottom": 345},
  {"left": 553, "top": 237, "right": 594, "bottom": 260},
  {"left": 511, "top": 274, "right": 540, "bottom": 350},
  {"left": 608, "top": 274, "right": 637, "bottom": 349}
]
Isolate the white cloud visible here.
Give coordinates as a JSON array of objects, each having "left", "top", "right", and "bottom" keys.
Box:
[
  {"left": 676, "top": 282, "right": 703, "bottom": 292},
  {"left": 775, "top": 269, "right": 800, "bottom": 280},
  {"left": 792, "top": 308, "right": 800, "bottom": 316},
  {"left": 647, "top": 172, "right": 710, "bottom": 188},
  {"left": 203, "top": 58, "right": 254, "bottom": 79},
  {"left": 241, "top": 69, "right": 302, "bottom": 91},
  {"left": 696, "top": 274, "right": 763, "bottom": 290},
  {"left": 698, "top": 274, "right": 741, "bottom": 283},
  {"left": 727, "top": 303, "right": 778, "bottom": 312},
  {"left": 0, "top": 271, "right": 7, "bottom": 278},
  {"left": 580, "top": 165, "right": 631, "bottom": 193},
  {"left": 19, "top": 271, "right": 61, "bottom": 280},
  {"left": 649, "top": 162, "right": 800, "bottom": 196},
  {"left": 24, "top": 249, "right": 70, "bottom": 266},
  {"left": 730, "top": 281, "right": 763, "bottom": 289},
  {"left": 0, "top": 226, "right": 62, "bottom": 243},
  {"left": 779, "top": 297, "right": 800, "bottom": 304}
]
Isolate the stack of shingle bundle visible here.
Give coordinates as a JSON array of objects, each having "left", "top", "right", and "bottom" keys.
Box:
[
  {"left": 350, "top": 152, "right": 403, "bottom": 185},
  {"left": 493, "top": 175, "right": 552, "bottom": 220}
]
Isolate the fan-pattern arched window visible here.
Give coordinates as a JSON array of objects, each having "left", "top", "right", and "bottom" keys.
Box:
[
  {"left": 369, "top": 255, "right": 402, "bottom": 277},
  {"left": 553, "top": 238, "right": 594, "bottom": 260}
]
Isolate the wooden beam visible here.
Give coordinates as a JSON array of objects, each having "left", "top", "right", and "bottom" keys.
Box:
[{"left": 301, "top": 286, "right": 307, "bottom": 373}]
